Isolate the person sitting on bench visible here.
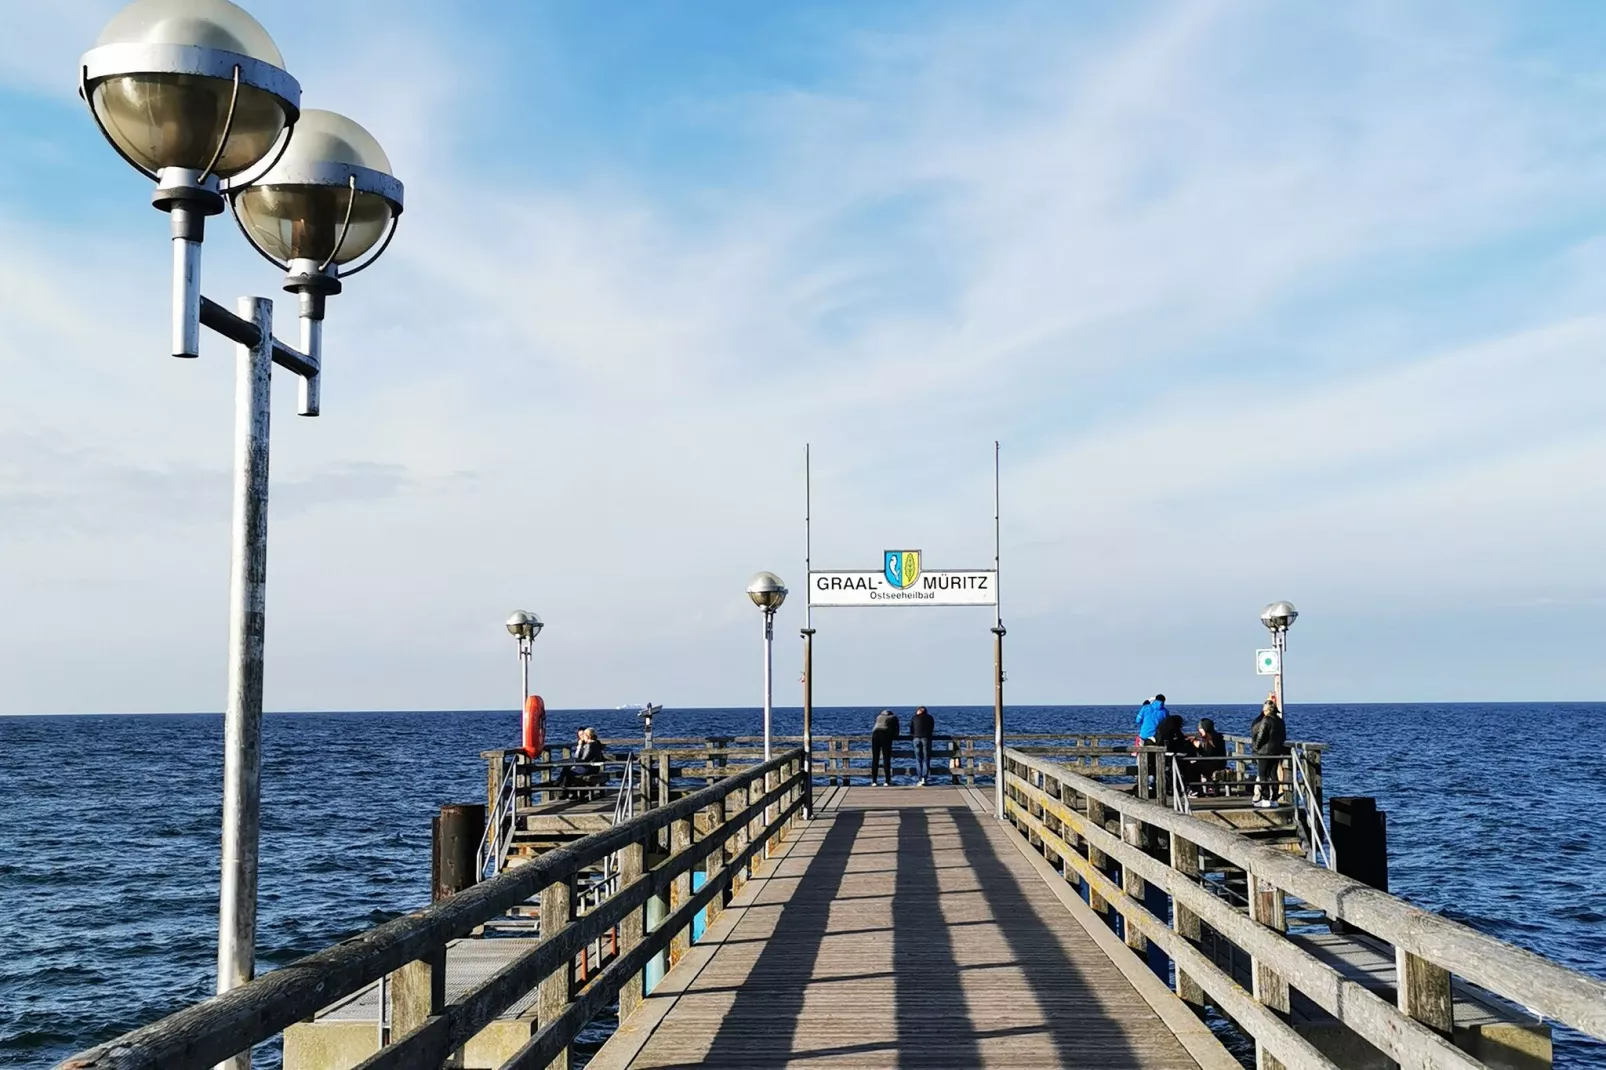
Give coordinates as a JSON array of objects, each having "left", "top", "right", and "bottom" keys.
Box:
[{"left": 557, "top": 727, "right": 607, "bottom": 798}]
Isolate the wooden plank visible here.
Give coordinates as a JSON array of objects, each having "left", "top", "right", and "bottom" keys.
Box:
[{"left": 593, "top": 796, "right": 1204, "bottom": 1069}]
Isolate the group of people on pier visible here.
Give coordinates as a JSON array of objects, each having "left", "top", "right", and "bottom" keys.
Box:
[{"left": 1135, "top": 693, "right": 1288, "bottom": 805}]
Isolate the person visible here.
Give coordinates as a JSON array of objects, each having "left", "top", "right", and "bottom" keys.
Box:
[
  {"left": 870, "top": 709, "right": 900, "bottom": 786},
  {"left": 1154, "top": 712, "right": 1195, "bottom": 792},
  {"left": 1250, "top": 693, "right": 1287, "bottom": 807},
  {"left": 1135, "top": 694, "right": 1167, "bottom": 746},
  {"left": 910, "top": 706, "right": 935, "bottom": 785},
  {"left": 1186, "top": 717, "right": 1226, "bottom": 795},
  {"left": 557, "top": 727, "right": 607, "bottom": 798}
]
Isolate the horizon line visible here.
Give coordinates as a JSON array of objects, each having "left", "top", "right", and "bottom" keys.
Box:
[{"left": 4, "top": 699, "right": 1603, "bottom": 718}]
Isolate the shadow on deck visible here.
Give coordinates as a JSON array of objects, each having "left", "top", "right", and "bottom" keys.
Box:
[{"left": 591, "top": 787, "right": 1224, "bottom": 1069}]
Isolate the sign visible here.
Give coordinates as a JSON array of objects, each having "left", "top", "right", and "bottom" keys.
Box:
[
  {"left": 810, "top": 550, "right": 997, "bottom": 607},
  {"left": 1256, "top": 648, "right": 1280, "bottom": 675}
]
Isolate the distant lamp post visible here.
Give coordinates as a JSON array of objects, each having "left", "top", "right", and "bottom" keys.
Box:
[
  {"left": 1260, "top": 601, "right": 1299, "bottom": 711},
  {"left": 81, "top": 1, "right": 404, "bottom": 1051},
  {"left": 747, "top": 572, "right": 788, "bottom": 761},
  {"left": 506, "top": 610, "right": 544, "bottom": 703}
]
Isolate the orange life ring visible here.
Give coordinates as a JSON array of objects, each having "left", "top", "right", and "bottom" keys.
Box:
[{"left": 522, "top": 695, "right": 546, "bottom": 757}]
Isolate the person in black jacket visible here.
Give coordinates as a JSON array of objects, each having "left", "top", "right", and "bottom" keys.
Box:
[
  {"left": 1154, "top": 713, "right": 1195, "bottom": 793},
  {"left": 870, "top": 709, "right": 900, "bottom": 785},
  {"left": 1250, "top": 695, "right": 1287, "bottom": 807},
  {"left": 1185, "top": 717, "right": 1226, "bottom": 795},
  {"left": 910, "top": 706, "right": 935, "bottom": 785}
]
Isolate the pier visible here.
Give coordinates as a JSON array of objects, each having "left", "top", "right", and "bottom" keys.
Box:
[{"left": 57, "top": 740, "right": 1606, "bottom": 1070}]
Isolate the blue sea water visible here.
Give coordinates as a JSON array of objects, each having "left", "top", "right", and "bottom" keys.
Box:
[{"left": 2, "top": 703, "right": 1604, "bottom": 1068}]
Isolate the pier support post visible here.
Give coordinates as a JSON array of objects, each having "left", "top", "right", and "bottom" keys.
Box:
[
  {"left": 702, "top": 800, "right": 723, "bottom": 928},
  {"left": 619, "top": 840, "right": 646, "bottom": 1021},
  {"left": 1249, "top": 874, "right": 1290, "bottom": 1070},
  {"left": 670, "top": 817, "right": 693, "bottom": 966},
  {"left": 1169, "top": 834, "right": 1206, "bottom": 1012},
  {"left": 1121, "top": 815, "right": 1148, "bottom": 953},
  {"left": 1084, "top": 798, "right": 1111, "bottom": 921},
  {"left": 216, "top": 297, "right": 273, "bottom": 1070},
  {"left": 432, "top": 803, "right": 485, "bottom": 902},
  {"left": 539, "top": 878, "right": 575, "bottom": 1070}
]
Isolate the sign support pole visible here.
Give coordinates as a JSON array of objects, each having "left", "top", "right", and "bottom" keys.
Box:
[
  {"left": 992, "top": 441, "right": 1005, "bottom": 821},
  {"left": 801, "top": 444, "right": 814, "bottom": 819}
]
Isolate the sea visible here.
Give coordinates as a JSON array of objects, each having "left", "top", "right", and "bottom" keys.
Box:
[{"left": 3, "top": 703, "right": 1604, "bottom": 1069}]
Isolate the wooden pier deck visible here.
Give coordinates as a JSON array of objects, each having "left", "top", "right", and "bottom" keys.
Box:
[{"left": 591, "top": 786, "right": 1233, "bottom": 1070}]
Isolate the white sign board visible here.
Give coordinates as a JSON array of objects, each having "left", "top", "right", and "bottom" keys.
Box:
[
  {"left": 1256, "top": 648, "right": 1280, "bottom": 675},
  {"left": 809, "top": 569, "right": 998, "bottom": 607}
]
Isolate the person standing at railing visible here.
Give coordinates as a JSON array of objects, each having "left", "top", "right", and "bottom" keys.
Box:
[
  {"left": 870, "top": 709, "right": 900, "bottom": 786},
  {"left": 1134, "top": 694, "right": 1167, "bottom": 747},
  {"left": 910, "top": 706, "right": 935, "bottom": 786},
  {"left": 1251, "top": 694, "right": 1287, "bottom": 808}
]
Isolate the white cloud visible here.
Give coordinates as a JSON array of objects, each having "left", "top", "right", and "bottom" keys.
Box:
[{"left": 4, "top": 1, "right": 1606, "bottom": 712}]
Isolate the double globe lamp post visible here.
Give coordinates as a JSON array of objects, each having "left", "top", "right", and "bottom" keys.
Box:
[
  {"left": 80, "top": 0, "right": 405, "bottom": 1053},
  {"left": 1260, "top": 600, "right": 1299, "bottom": 711},
  {"left": 746, "top": 573, "right": 788, "bottom": 761},
  {"left": 507, "top": 610, "right": 544, "bottom": 705}
]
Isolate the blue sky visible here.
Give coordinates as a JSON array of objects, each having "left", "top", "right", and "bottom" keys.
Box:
[{"left": 4, "top": 0, "right": 1606, "bottom": 713}]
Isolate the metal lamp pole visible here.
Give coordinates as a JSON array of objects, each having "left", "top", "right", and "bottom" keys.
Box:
[
  {"left": 747, "top": 573, "right": 788, "bottom": 762},
  {"left": 80, "top": 6, "right": 405, "bottom": 1062}
]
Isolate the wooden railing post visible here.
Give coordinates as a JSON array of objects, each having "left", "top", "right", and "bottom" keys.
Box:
[
  {"left": 965, "top": 737, "right": 976, "bottom": 786},
  {"left": 1169, "top": 834, "right": 1206, "bottom": 1011},
  {"left": 746, "top": 775, "right": 762, "bottom": 873},
  {"left": 1085, "top": 797, "right": 1110, "bottom": 920},
  {"left": 486, "top": 754, "right": 502, "bottom": 813},
  {"left": 1397, "top": 949, "right": 1455, "bottom": 1058},
  {"left": 618, "top": 840, "right": 646, "bottom": 1021},
  {"left": 669, "top": 817, "right": 693, "bottom": 967},
  {"left": 389, "top": 947, "right": 444, "bottom": 1048},
  {"left": 1248, "top": 873, "right": 1290, "bottom": 1070},
  {"left": 1121, "top": 813, "right": 1148, "bottom": 952},
  {"left": 764, "top": 767, "right": 779, "bottom": 852},
  {"left": 657, "top": 751, "right": 672, "bottom": 811},
  {"left": 702, "top": 798, "right": 725, "bottom": 924},
  {"left": 538, "top": 876, "right": 575, "bottom": 1070}
]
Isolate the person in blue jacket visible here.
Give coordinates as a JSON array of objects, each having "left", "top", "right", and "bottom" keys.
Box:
[{"left": 1135, "top": 694, "right": 1168, "bottom": 745}]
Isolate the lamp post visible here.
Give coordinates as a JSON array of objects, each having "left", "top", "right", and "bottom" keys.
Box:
[
  {"left": 1260, "top": 600, "right": 1299, "bottom": 712},
  {"left": 81, "top": 3, "right": 404, "bottom": 1058},
  {"left": 506, "top": 610, "right": 543, "bottom": 704},
  {"left": 747, "top": 572, "right": 788, "bottom": 761}
]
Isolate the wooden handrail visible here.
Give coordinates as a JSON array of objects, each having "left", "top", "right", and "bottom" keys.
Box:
[
  {"left": 56, "top": 749, "right": 807, "bottom": 1070},
  {"left": 1001, "top": 747, "right": 1606, "bottom": 1070}
]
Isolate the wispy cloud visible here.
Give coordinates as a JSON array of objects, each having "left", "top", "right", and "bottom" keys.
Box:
[{"left": 2, "top": 1, "right": 1606, "bottom": 711}]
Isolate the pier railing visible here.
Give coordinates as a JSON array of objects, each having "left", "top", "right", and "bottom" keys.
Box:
[
  {"left": 489, "top": 731, "right": 1325, "bottom": 798},
  {"left": 1001, "top": 747, "right": 1606, "bottom": 1070},
  {"left": 56, "top": 749, "right": 808, "bottom": 1070}
]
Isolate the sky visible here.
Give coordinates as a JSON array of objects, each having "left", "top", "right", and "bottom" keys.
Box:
[{"left": 3, "top": 0, "right": 1606, "bottom": 714}]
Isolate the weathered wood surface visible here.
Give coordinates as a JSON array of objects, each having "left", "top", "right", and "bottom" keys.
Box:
[{"left": 593, "top": 787, "right": 1205, "bottom": 1069}]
